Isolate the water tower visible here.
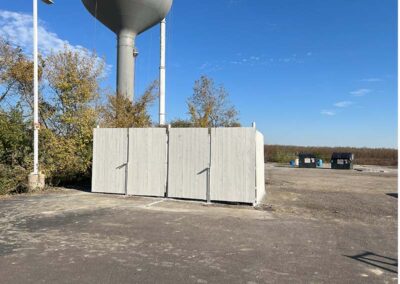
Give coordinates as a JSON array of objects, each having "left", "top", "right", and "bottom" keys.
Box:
[{"left": 81, "top": 0, "right": 173, "bottom": 101}]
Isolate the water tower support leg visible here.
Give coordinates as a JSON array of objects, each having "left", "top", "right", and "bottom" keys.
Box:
[{"left": 117, "top": 31, "right": 136, "bottom": 100}]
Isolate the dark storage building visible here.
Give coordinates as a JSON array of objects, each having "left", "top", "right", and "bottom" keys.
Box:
[
  {"left": 331, "top": 153, "right": 354, "bottom": 170},
  {"left": 298, "top": 153, "right": 317, "bottom": 168}
]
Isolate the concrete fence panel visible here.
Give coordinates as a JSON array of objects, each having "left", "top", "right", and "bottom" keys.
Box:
[
  {"left": 92, "top": 128, "right": 128, "bottom": 194},
  {"left": 210, "top": 128, "right": 256, "bottom": 203},
  {"left": 127, "top": 128, "right": 167, "bottom": 197},
  {"left": 167, "top": 128, "right": 210, "bottom": 201},
  {"left": 92, "top": 127, "right": 265, "bottom": 205}
]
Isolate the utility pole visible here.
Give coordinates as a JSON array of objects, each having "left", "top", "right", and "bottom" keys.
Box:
[
  {"left": 28, "top": 0, "right": 53, "bottom": 190},
  {"left": 33, "top": 0, "right": 39, "bottom": 175}
]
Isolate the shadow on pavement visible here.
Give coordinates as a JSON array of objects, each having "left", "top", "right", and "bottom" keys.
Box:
[
  {"left": 386, "top": 193, "right": 398, "bottom": 198},
  {"left": 345, "top": 251, "right": 398, "bottom": 274},
  {"left": 62, "top": 184, "right": 91, "bottom": 193}
]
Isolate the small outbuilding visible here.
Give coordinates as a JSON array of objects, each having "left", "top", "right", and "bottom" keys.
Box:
[
  {"left": 298, "top": 153, "right": 317, "bottom": 168},
  {"left": 331, "top": 153, "right": 354, "bottom": 170}
]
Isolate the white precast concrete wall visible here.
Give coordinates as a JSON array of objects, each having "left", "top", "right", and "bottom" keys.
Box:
[
  {"left": 255, "top": 131, "right": 266, "bottom": 204},
  {"left": 92, "top": 128, "right": 128, "bottom": 194},
  {"left": 127, "top": 128, "right": 167, "bottom": 197},
  {"left": 168, "top": 128, "right": 210, "bottom": 200},
  {"left": 210, "top": 128, "right": 256, "bottom": 203},
  {"left": 92, "top": 127, "right": 266, "bottom": 204}
]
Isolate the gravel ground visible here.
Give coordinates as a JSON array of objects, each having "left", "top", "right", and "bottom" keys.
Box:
[{"left": 0, "top": 164, "right": 397, "bottom": 283}]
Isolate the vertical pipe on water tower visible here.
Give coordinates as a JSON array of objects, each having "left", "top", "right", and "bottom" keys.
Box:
[
  {"left": 159, "top": 19, "right": 166, "bottom": 125},
  {"left": 117, "top": 30, "right": 136, "bottom": 100}
]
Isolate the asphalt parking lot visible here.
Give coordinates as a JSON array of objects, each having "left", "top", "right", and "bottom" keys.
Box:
[{"left": 0, "top": 164, "right": 397, "bottom": 283}]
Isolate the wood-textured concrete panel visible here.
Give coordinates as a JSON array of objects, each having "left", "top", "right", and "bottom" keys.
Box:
[
  {"left": 168, "top": 128, "right": 210, "bottom": 200},
  {"left": 256, "top": 131, "right": 266, "bottom": 204},
  {"left": 92, "top": 128, "right": 128, "bottom": 194},
  {"left": 210, "top": 128, "right": 256, "bottom": 203},
  {"left": 127, "top": 128, "right": 167, "bottom": 197}
]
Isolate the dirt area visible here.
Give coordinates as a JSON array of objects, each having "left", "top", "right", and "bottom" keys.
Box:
[
  {"left": 263, "top": 164, "right": 398, "bottom": 225},
  {"left": 0, "top": 164, "right": 397, "bottom": 283}
]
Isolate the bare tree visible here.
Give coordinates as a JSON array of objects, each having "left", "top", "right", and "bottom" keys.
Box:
[
  {"left": 101, "top": 81, "right": 158, "bottom": 128},
  {"left": 188, "top": 75, "right": 240, "bottom": 127}
]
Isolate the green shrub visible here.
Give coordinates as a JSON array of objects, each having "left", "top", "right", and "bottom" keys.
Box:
[{"left": 0, "top": 164, "right": 29, "bottom": 195}]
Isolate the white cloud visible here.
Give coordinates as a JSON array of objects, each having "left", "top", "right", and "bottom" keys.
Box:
[
  {"left": 200, "top": 62, "right": 209, "bottom": 70},
  {"left": 350, "top": 88, "right": 372, "bottom": 97},
  {"left": 0, "top": 10, "right": 109, "bottom": 75},
  {"left": 228, "top": 55, "right": 264, "bottom": 66},
  {"left": 228, "top": 53, "right": 306, "bottom": 67},
  {"left": 334, "top": 101, "right": 353, "bottom": 108},
  {"left": 360, "top": 78, "right": 382, "bottom": 82},
  {"left": 228, "top": 0, "right": 243, "bottom": 6},
  {"left": 199, "top": 62, "right": 222, "bottom": 72},
  {"left": 0, "top": 10, "right": 76, "bottom": 55},
  {"left": 321, "top": 110, "right": 336, "bottom": 116}
]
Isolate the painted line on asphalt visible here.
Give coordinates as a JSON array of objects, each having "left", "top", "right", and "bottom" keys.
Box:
[{"left": 145, "top": 199, "right": 165, "bottom": 207}]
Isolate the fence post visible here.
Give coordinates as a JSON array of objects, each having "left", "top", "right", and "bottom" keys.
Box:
[
  {"left": 206, "top": 127, "right": 212, "bottom": 203},
  {"left": 125, "top": 128, "right": 130, "bottom": 196},
  {"left": 165, "top": 124, "right": 171, "bottom": 198},
  {"left": 254, "top": 127, "right": 257, "bottom": 205}
]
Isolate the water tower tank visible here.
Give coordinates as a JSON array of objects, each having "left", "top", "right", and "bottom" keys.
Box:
[{"left": 81, "top": 0, "right": 173, "bottom": 100}]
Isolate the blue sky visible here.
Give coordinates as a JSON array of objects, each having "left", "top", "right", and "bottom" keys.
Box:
[{"left": 0, "top": 0, "right": 397, "bottom": 148}]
